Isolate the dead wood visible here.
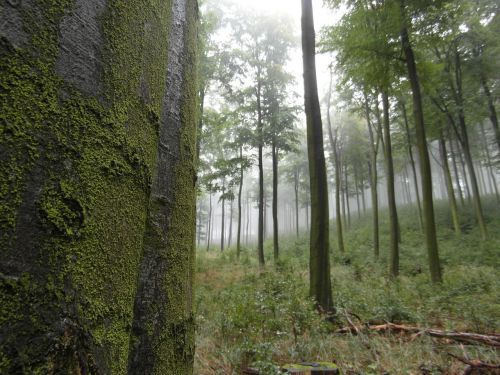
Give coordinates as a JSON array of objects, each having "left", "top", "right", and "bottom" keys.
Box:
[{"left": 335, "top": 322, "right": 500, "bottom": 347}]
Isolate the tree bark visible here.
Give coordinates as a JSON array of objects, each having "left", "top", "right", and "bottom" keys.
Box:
[
  {"left": 220, "top": 182, "right": 225, "bottom": 252},
  {"left": 326, "top": 71, "right": 345, "bottom": 253},
  {"left": 401, "top": 102, "right": 423, "bottom": 230},
  {"left": 344, "top": 164, "right": 351, "bottom": 228},
  {"left": 479, "top": 122, "right": 500, "bottom": 202},
  {"left": 228, "top": 198, "right": 233, "bottom": 248},
  {"left": 449, "top": 138, "right": 465, "bottom": 206},
  {"left": 207, "top": 192, "right": 213, "bottom": 252},
  {"left": 454, "top": 49, "right": 487, "bottom": 239},
  {"left": 439, "top": 135, "right": 461, "bottom": 236},
  {"left": 400, "top": 15, "right": 442, "bottom": 282},
  {"left": 382, "top": 90, "right": 400, "bottom": 278},
  {"left": 257, "top": 70, "right": 265, "bottom": 266},
  {"left": 365, "top": 93, "right": 380, "bottom": 258},
  {"left": 301, "top": 0, "right": 333, "bottom": 312},
  {"left": 0, "top": 0, "right": 198, "bottom": 373},
  {"left": 237, "top": 147, "right": 244, "bottom": 259},
  {"left": 481, "top": 75, "right": 500, "bottom": 154},
  {"left": 272, "top": 140, "right": 280, "bottom": 262},
  {"left": 294, "top": 170, "right": 300, "bottom": 238}
]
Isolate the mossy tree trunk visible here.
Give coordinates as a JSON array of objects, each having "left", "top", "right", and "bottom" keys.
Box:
[
  {"left": 0, "top": 0, "right": 199, "bottom": 374},
  {"left": 301, "top": 0, "right": 333, "bottom": 312}
]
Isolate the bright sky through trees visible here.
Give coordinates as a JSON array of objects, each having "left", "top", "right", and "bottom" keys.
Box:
[{"left": 226, "top": 0, "right": 339, "bottom": 107}]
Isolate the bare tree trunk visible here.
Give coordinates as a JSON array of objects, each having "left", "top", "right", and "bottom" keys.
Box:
[
  {"left": 221, "top": 183, "right": 225, "bottom": 252},
  {"left": 207, "top": 192, "right": 213, "bottom": 252},
  {"left": 246, "top": 191, "right": 250, "bottom": 245},
  {"left": 481, "top": 75, "right": 500, "bottom": 154},
  {"left": 400, "top": 15, "right": 442, "bottom": 282},
  {"left": 449, "top": 138, "right": 465, "bottom": 206},
  {"left": 295, "top": 170, "right": 300, "bottom": 237},
  {"left": 237, "top": 147, "right": 244, "bottom": 258},
  {"left": 401, "top": 102, "right": 423, "bottom": 230},
  {"left": 344, "top": 164, "right": 351, "bottom": 228},
  {"left": 382, "top": 90, "right": 400, "bottom": 278},
  {"left": 301, "top": 0, "right": 333, "bottom": 312},
  {"left": 272, "top": 140, "right": 279, "bottom": 262},
  {"left": 439, "top": 135, "right": 461, "bottom": 236},
  {"left": 354, "top": 168, "right": 361, "bottom": 219},
  {"left": 479, "top": 123, "right": 500, "bottom": 203},
  {"left": 257, "top": 70, "right": 265, "bottom": 266},
  {"left": 326, "top": 69, "right": 345, "bottom": 253},
  {"left": 454, "top": 49, "right": 487, "bottom": 239},
  {"left": 365, "top": 93, "right": 380, "bottom": 258},
  {"left": 228, "top": 198, "right": 234, "bottom": 248}
]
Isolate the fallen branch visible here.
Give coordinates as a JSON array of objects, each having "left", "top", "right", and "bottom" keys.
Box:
[
  {"left": 335, "top": 323, "right": 500, "bottom": 347},
  {"left": 448, "top": 352, "right": 500, "bottom": 375}
]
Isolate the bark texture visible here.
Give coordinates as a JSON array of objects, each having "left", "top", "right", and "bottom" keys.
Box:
[
  {"left": 0, "top": 0, "right": 199, "bottom": 373},
  {"left": 400, "top": 19, "right": 442, "bottom": 283},
  {"left": 301, "top": 0, "right": 333, "bottom": 312}
]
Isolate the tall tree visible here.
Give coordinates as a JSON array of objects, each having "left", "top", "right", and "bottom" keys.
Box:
[
  {"left": 301, "top": 0, "right": 333, "bottom": 312},
  {"left": 399, "top": 0, "right": 442, "bottom": 282},
  {"left": 326, "top": 69, "right": 345, "bottom": 253}
]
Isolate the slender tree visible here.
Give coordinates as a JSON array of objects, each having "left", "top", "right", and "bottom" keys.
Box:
[{"left": 301, "top": 0, "right": 333, "bottom": 312}]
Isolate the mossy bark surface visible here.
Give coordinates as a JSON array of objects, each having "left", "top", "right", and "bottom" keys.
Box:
[{"left": 0, "top": 0, "right": 198, "bottom": 373}]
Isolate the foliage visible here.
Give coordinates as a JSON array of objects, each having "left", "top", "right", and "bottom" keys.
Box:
[{"left": 195, "top": 198, "right": 500, "bottom": 374}]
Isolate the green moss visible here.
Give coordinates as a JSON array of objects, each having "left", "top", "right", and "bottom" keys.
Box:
[{"left": 0, "top": 0, "right": 192, "bottom": 373}]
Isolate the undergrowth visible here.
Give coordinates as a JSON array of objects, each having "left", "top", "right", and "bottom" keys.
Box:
[{"left": 194, "top": 197, "right": 500, "bottom": 374}]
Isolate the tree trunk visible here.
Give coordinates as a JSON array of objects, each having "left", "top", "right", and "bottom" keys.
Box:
[
  {"left": 221, "top": 183, "right": 225, "bottom": 252},
  {"left": 449, "top": 138, "right": 465, "bottom": 206},
  {"left": 257, "top": 71, "right": 265, "bottom": 266},
  {"left": 479, "top": 123, "right": 500, "bottom": 202},
  {"left": 354, "top": 168, "right": 361, "bottom": 219},
  {"left": 400, "top": 16, "right": 442, "bottom": 283},
  {"left": 197, "top": 200, "right": 202, "bottom": 247},
  {"left": 301, "top": 0, "right": 333, "bottom": 312},
  {"left": 207, "top": 192, "right": 213, "bottom": 252},
  {"left": 344, "top": 164, "right": 351, "bottom": 228},
  {"left": 360, "top": 173, "right": 366, "bottom": 213},
  {"left": 272, "top": 140, "right": 279, "bottom": 262},
  {"left": 237, "top": 147, "right": 244, "bottom": 259},
  {"left": 295, "top": 170, "right": 300, "bottom": 237},
  {"left": 454, "top": 49, "right": 487, "bottom": 239},
  {"left": 481, "top": 75, "right": 500, "bottom": 154},
  {"left": 382, "top": 90, "right": 400, "bottom": 279},
  {"left": 326, "top": 69, "right": 345, "bottom": 253},
  {"left": 401, "top": 102, "right": 423, "bottom": 230},
  {"left": 228, "top": 198, "right": 234, "bottom": 248},
  {"left": 0, "top": 1, "right": 198, "bottom": 373},
  {"left": 439, "top": 135, "right": 461, "bottom": 236},
  {"left": 365, "top": 93, "right": 380, "bottom": 258},
  {"left": 246, "top": 192, "right": 250, "bottom": 245}
]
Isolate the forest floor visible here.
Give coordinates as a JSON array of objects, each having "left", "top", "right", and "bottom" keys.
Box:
[{"left": 194, "top": 198, "right": 500, "bottom": 374}]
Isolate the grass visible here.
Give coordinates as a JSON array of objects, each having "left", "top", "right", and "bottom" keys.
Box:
[{"left": 194, "top": 197, "right": 500, "bottom": 374}]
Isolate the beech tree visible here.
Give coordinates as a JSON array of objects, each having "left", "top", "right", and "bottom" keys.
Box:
[
  {"left": 0, "top": 0, "right": 199, "bottom": 373},
  {"left": 301, "top": 0, "right": 333, "bottom": 312}
]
